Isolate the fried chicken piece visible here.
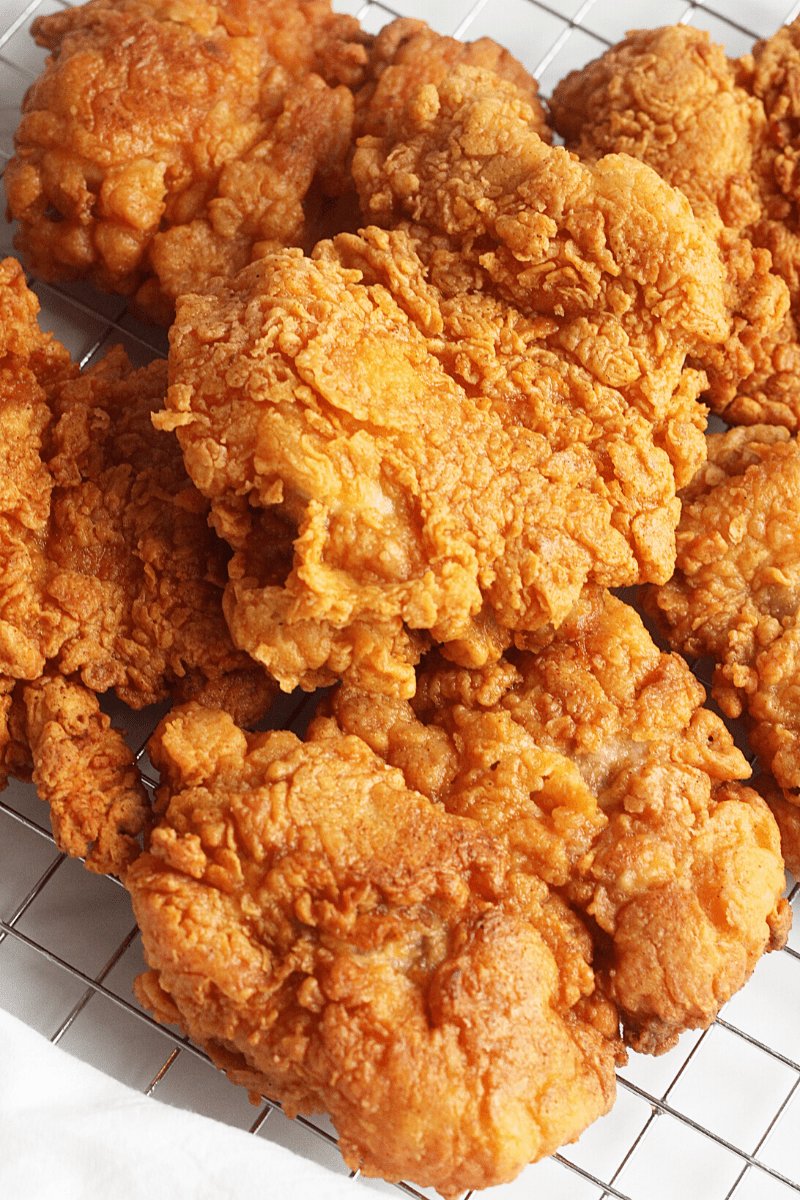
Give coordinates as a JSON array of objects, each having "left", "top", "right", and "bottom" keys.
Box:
[
  {"left": 549, "top": 23, "right": 800, "bottom": 429},
  {"left": 0, "top": 261, "right": 66, "bottom": 789},
  {"left": 0, "top": 672, "right": 152, "bottom": 874},
  {"left": 0, "top": 679, "right": 32, "bottom": 791},
  {"left": 644, "top": 424, "right": 800, "bottom": 805},
  {"left": 1, "top": 255, "right": 279, "bottom": 700},
  {"left": 0, "top": 259, "right": 79, "bottom": 682},
  {"left": 42, "top": 343, "right": 278, "bottom": 722},
  {"left": 127, "top": 702, "right": 620, "bottom": 1197},
  {"left": 4, "top": 0, "right": 369, "bottom": 322},
  {"left": 325, "top": 589, "right": 790, "bottom": 1054},
  {"left": 752, "top": 772, "right": 800, "bottom": 878},
  {"left": 0, "top": 256, "right": 74, "bottom": 385},
  {"left": 162, "top": 67, "right": 729, "bottom": 697},
  {"left": 23, "top": 675, "right": 152, "bottom": 876},
  {"left": 354, "top": 16, "right": 547, "bottom": 141},
  {"left": 0, "top": 258, "right": 279, "bottom": 868}
]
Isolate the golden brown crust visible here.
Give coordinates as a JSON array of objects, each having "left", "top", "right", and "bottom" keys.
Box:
[
  {"left": 127, "top": 702, "right": 619, "bottom": 1196},
  {"left": 0, "top": 258, "right": 277, "bottom": 862},
  {"left": 5, "top": 0, "right": 369, "bottom": 321},
  {"left": 42, "top": 343, "right": 277, "bottom": 719},
  {"left": 754, "top": 771, "right": 800, "bottom": 879},
  {"left": 644, "top": 424, "right": 800, "bottom": 805},
  {"left": 23, "top": 674, "right": 152, "bottom": 876},
  {"left": 354, "top": 16, "right": 547, "bottom": 142},
  {"left": 162, "top": 67, "right": 729, "bottom": 696},
  {"left": 549, "top": 23, "right": 800, "bottom": 429},
  {"left": 327, "top": 589, "right": 788, "bottom": 1054}
]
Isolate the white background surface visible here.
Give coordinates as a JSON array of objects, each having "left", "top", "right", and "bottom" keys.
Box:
[{"left": 2, "top": 1, "right": 800, "bottom": 1197}]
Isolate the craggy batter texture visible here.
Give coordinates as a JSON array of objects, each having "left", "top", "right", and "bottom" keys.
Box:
[
  {"left": 549, "top": 20, "right": 800, "bottom": 429},
  {"left": 3, "top": 3, "right": 800, "bottom": 1194},
  {"left": 3, "top": 0, "right": 370, "bottom": 323},
  {"left": 3, "top": 2, "right": 549, "bottom": 325},
  {"left": 0, "top": 257, "right": 277, "bottom": 870},
  {"left": 644, "top": 425, "right": 800, "bottom": 847},
  {"left": 130, "top": 705, "right": 619, "bottom": 1197},
  {"left": 549, "top": 16, "right": 800, "bottom": 873},
  {"left": 322, "top": 588, "right": 790, "bottom": 1055},
  {"left": 161, "top": 66, "right": 729, "bottom": 698},
  {"left": 126, "top": 590, "right": 788, "bottom": 1195}
]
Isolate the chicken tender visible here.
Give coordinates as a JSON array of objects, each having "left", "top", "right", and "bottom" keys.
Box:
[
  {"left": 161, "top": 67, "right": 729, "bottom": 697},
  {"left": 325, "top": 589, "right": 790, "bottom": 1053},
  {"left": 4, "top": 0, "right": 369, "bottom": 322},
  {"left": 127, "top": 702, "right": 620, "bottom": 1197},
  {"left": 549, "top": 22, "right": 800, "bottom": 429}
]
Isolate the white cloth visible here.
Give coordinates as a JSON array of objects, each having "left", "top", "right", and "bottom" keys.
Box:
[{"left": 0, "top": 1008, "right": 368, "bottom": 1199}]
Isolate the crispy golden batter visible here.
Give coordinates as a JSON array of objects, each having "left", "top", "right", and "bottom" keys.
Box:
[
  {"left": 549, "top": 23, "right": 800, "bottom": 429},
  {"left": 0, "top": 273, "right": 276, "bottom": 718},
  {"left": 0, "top": 259, "right": 77, "bottom": 682},
  {"left": 753, "top": 772, "right": 800, "bottom": 878},
  {"left": 326, "top": 590, "right": 790, "bottom": 1054},
  {"left": 128, "top": 701, "right": 620, "bottom": 1197},
  {"left": 162, "top": 67, "right": 728, "bottom": 697},
  {"left": 0, "top": 679, "right": 31, "bottom": 791},
  {"left": 23, "top": 675, "right": 151, "bottom": 876},
  {"left": 0, "top": 258, "right": 277, "bottom": 866},
  {"left": 355, "top": 16, "right": 547, "bottom": 141},
  {"left": 4, "top": 0, "right": 369, "bottom": 322},
  {"left": 645, "top": 424, "right": 800, "bottom": 809},
  {"left": 43, "top": 343, "right": 277, "bottom": 721}
]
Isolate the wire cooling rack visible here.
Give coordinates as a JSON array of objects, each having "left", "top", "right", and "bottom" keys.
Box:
[{"left": 3, "top": 1, "right": 800, "bottom": 1197}]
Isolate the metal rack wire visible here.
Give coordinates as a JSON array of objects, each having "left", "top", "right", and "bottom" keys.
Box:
[{"left": 3, "top": 1, "right": 800, "bottom": 1197}]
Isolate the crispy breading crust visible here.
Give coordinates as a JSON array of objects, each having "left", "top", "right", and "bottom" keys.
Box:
[
  {"left": 354, "top": 16, "right": 547, "bottom": 142},
  {"left": 549, "top": 22, "right": 800, "bottom": 429},
  {"left": 43, "top": 343, "right": 277, "bottom": 720},
  {"left": 645, "top": 422, "right": 800, "bottom": 863},
  {"left": 127, "top": 703, "right": 620, "bottom": 1197},
  {"left": 5, "top": 0, "right": 369, "bottom": 321},
  {"left": 0, "top": 258, "right": 279, "bottom": 869},
  {"left": 161, "top": 67, "right": 729, "bottom": 696},
  {"left": 23, "top": 675, "right": 152, "bottom": 875},
  {"left": 325, "top": 590, "right": 790, "bottom": 1053}
]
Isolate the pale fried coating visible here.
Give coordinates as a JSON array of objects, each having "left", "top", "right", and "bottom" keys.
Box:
[
  {"left": 326, "top": 590, "right": 790, "bottom": 1054},
  {"left": 4, "top": 0, "right": 369, "bottom": 322},
  {"left": 549, "top": 23, "right": 800, "bottom": 429},
  {"left": 126, "top": 703, "right": 619, "bottom": 1197},
  {"left": 645, "top": 424, "right": 800, "bottom": 806},
  {"left": 162, "top": 67, "right": 728, "bottom": 697},
  {"left": 354, "top": 16, "right": 547, "bottom": 141},
  {"left": 23, "top": 675, "right": 151, "bottom": 876}
]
